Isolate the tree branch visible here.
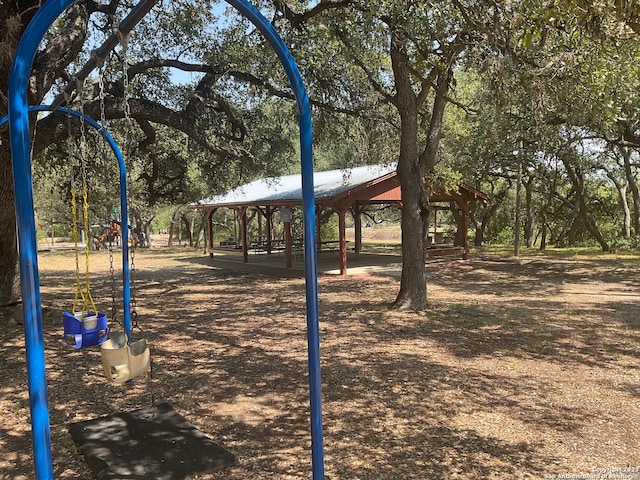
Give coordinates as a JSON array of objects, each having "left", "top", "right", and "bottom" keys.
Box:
[
  {"left": 136, "top": 117, "right": 156, "bottom": 153},
  {"left": 127, "top": 57, "right": 369, "bottom": 116},
  {"left": 274, "top": 0, "right": 355, "bottom": 30},
  {"left": 186, "top": 73, "right": 247, "bottom": 141},
  {"left": 32, "top": 3, "right": 89, "bottom": 102},
  {"left": 333, "top": 27, "right": 397, "bottom": 107},
  {"left": 87, "top": 0, "right": 120, "bottom": 16},
  {"left": 33, "top": 97, "right": 256, "bottom": 164}
]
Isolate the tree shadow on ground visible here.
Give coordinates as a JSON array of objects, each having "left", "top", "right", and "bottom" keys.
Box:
[{"left": 2, "top": 251, "right": 638, "bottom": 479}]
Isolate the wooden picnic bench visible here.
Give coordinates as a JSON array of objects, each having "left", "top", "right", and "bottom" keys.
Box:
[{"left": 424, "top": 245, "right": 467, "bottom": 260}]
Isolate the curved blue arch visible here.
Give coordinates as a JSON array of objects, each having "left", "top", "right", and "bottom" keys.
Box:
[
  {"left": 222, "top": 2, "right": 324, "bottom": 477},
  {"left": 1, "top": 104, "right": 133, "bottom": 334},
  {"left": 7, "top": 1, "right": 323, "bottom": 479}
]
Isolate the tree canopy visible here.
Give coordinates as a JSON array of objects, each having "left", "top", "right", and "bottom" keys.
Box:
[{"left": 2, "top": 0, "right": 640, "bottom": 308}]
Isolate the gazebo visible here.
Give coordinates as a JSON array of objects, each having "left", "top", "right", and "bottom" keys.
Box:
[{"left": 192, "top": 164, "right": 487, "bottom": 274}]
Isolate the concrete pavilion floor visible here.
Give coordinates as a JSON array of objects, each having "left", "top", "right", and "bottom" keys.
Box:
[{"left": 202, "top": 246, "right": 405, "bottom": 278}]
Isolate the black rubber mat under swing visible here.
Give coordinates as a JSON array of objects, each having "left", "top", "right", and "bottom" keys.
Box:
[{"left": 68, "top": 402, "right": 236, "bottom": 479}]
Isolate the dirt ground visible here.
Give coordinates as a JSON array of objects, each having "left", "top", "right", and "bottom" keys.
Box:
[{"left": 1, "top": 247, "right": 639, "bottom": 479}]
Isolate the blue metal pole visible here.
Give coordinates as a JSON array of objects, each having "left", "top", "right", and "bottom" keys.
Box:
[
  {"left": 7, "top": 1, "right": 75, "bottom": 477},
  {"left": 8, "top": 2, "right": 321, "bottom": 479},
  {"left": 1, "top": 105, "right": 132, "bottom": 335},
  {"left": 224, "top": 1, "right": 324, "bottom": 478}
]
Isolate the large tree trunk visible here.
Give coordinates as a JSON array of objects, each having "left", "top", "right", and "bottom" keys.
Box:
[
  {"left": 450, "top": 203, "right": 464, "bottom": 247},
  {"left": 181, "top": 213, "right": 195, "bottom": 247},
  {"left": 605, "top": 170, "right": 631, "bottom": 238},
  {"left": 524, "top": 176, "right": 536, "bottom": 248},
  {"left": 584, "top": 213, "right": 609, "bottom": 251},
  {"left": 389, "top": 29, "right": 424, "bottom": 310},
  {"left": 474, "top": 220, "right": 486, "bottom": 247},
  {"left": 621, "top": 149, "right": 640, "bottom": 236},
  {"left": 556, "top": 204, "right": 579, "bottom": 247},
  {"left": 0, "top": 2, "right": 88, "bottom": 304},
  {"left": 620, "top": 185, "right": 631, "bottom": 238},
  {"left": 560, "top": 156, "right": 609, "bottom": 251},
  {"left": 394, "top": 99, "right": 452, "bottom": 309},
  {"left": 539, "top": 211, "right": 548, "bottom": 250},
  {"left": 0, "top": 3, "right": 25, "bottom": 305},
  {"left": 395, "top": 164, "right": 429, "bottom": 311},
  {"left": 390, "top": 29, "right": 454, "bottom": 311},
  {"left": 470, "top": 182, "right": 510, "bottom": 247},
  {"left": 168, "top": 207, "right": 183, "bottom": 247},
  {"left": 0, "top": 147, "right": 19, "bottom": 304}
]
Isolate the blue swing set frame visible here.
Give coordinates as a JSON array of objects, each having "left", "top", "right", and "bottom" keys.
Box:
[
  {"left": 0, "top": 103, "right": 135, "bottom": 339},
  {"left": 5, "top": 1, "right": 324, "bottom": 479}
]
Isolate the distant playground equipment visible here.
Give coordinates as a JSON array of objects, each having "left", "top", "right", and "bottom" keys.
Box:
[{"left": 92, "top": 220, "right": 141, "bottom": 250}]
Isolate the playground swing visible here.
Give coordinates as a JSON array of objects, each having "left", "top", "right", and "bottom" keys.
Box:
[
  {"left": 62, "top": 78, "right": 109, "bottom": 349},
  {"left": 95, "top": 39, "right": 151, "bottom": 383},
  {"left": 101, "top": 234, "right": 151, "bottom": 383}
]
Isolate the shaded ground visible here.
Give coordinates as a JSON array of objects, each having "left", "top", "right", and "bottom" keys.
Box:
[{"left": 1, "top": 249, "right": 639, "bottom": 479}]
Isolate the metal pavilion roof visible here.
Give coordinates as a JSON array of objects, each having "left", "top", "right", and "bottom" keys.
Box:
[{"left": 196, "top": 163, "right": 397, "bottom": 208}]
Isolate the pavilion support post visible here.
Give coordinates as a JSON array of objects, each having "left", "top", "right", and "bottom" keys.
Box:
[
  {"left": 266, "top": 207, "right": 275, "bottom": 254},
  {"left": 233, "top": 209, "right": 239, "bottom": 248},
  {"left": 456, "top": 200, "right": 469, "bottom": 260},
  {"left": 257, "top": 209, "right": 263, "bottom": 243},
  {"left": 206, "top": 208, "right": 216, "bottom": 258},
  {"left": 316, "top": 207, "right": 322, "bottom": 252},
  {"left": 285, "top": 218, "right": 293, "bottom": 268},
  {"left": 241, "top": 207, "right": 249, "bottom": 263},
  {"left": 432, "top": 208, "right": 437, "bottom": 247},
  {"left": 338, "top": 208, "right": 348, "bottom": 275},
  {"left": 354, "top": 203, "right": 362, "bottom": 254}
]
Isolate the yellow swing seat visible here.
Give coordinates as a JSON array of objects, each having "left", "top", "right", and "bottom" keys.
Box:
[{"left": 100, "top": 332, "right": 150, "bottom": 383}]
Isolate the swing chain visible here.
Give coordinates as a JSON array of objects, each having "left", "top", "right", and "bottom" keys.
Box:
[
  {"left": 70, "top": 179, "right": 85, "bottom": 313},
  {"left": 118, "top": 29, "right": 140, "bottom": 332},
  {"left": 109, "top": 236, "right": 118, "bottom": 325},
  {"left": 75, "top": 77, "right": 89, "bottom": 190},
  {"left": 118, "top": 30, "right": 133, "bottom": 141},
  {"left": 130, "top": 244, "right": 138, "bottom": 330},
  {"left": 66, "top": 89, "right": 85, "bottom": 314},
  {"left": 64, "top": 95, "right": 77, "bottom": 188},
  {"left": 97, "top": 62, "right": 107, "bottom": 129},
  {"left": 73, "top": 77, "right": 98, "bottom": 316}
]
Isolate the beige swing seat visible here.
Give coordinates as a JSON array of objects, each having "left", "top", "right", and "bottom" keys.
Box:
[{"left": 100, "top": 332, "right": 150, "bottom": 383}]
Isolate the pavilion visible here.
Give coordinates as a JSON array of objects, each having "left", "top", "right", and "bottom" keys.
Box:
[{"left": 192, "top": 164, "right": 487, "bottom": 274}]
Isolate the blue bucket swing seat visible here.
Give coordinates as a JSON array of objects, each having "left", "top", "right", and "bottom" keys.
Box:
[{"left": 62, "top": 310, "right": 109, "bottom": 349}]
